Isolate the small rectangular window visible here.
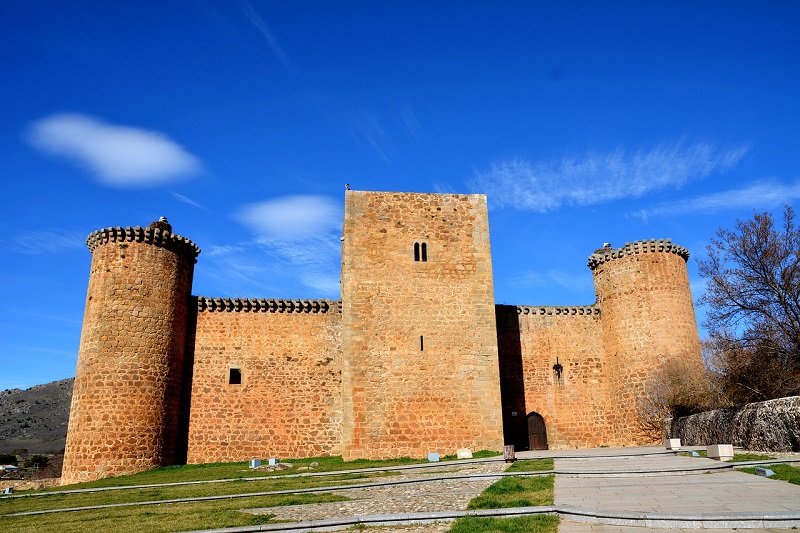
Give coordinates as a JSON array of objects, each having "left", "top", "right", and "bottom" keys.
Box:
[
  {"left": 229, "top": 368, "right": 242, "bottom": 385},
  {"left": 420, "top": 335, "right": 424, "bottom": 351}
]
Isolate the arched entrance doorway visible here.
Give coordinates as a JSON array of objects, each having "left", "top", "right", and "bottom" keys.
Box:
[{"left": 527, "top": 412, "right": 548, "bottom": 450}]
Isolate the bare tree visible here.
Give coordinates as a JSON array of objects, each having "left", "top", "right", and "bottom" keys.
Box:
[
  {"left": 636, "top": 358, "right": 723, "bottom": 442},
  {"left": 698, "top": 206, "right": 800, "bottom": 403}
]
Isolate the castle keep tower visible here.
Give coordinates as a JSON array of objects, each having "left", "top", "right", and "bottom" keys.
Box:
[
  {"left": 62, "top": 221, "right": 199, "bottom": 484},
  {"left": 589, "top": 239, "right": 702, "bottom": 444},
  {"left": 340, "top": 191, "right": 505, "bottom": 459}
]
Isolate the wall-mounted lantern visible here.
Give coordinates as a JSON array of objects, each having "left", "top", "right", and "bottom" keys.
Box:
[{"left": 552, "top": 357, "right": 563, "bottom": 381}]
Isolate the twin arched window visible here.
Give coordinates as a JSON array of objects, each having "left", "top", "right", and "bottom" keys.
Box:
[{"left": 414, "top": 242, "right": 428, "bottom": 262}]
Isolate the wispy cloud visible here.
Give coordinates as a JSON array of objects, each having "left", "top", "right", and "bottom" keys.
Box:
[
  {"left": 353, "top": 112, "right": 393, "bottom": 163},
  {"left": 470, "top": 141, "right": 748, "bottom": 212},
  {"left": 232, "top": 195, "right": 342, "bottom": 295},
  {"left": 10, "top": 229, "right": 86, "bottom": 254},
  {"left": 27, "top": 113, "right": 202, "bottom": 187},
  {"left": 240, "top": 0, "right": 294, "bottom": 72},
  {"left": 401, "top": 106, "right": 422, "bottom": 140},
  {"left": 173, "top": 192, "right": 207, "bottom": 210},
  {"left": 205, "top": 244, "right": 244, "bottom": 257},
  {"left": 632, "top": 179, "right": 800, "bottom": 220}
]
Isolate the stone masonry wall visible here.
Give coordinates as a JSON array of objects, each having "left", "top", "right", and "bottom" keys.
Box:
[
  {"left": 670, "top": 396, "right": 800, "bottom": 452},
  {"left": 590, "top": 240, "right": 702, "bottom": 445},
  {"left": 62, "top": 226, "right": 197, "bottom": 484},
  {"left": 186, "top": 298, "right": 342, "bottom": 463},
  {"left": 340, "top": 191, "right": 505, "bottom": 459},
  {"left": 497, "top": 305, "right": 611, "bottom": 450}
]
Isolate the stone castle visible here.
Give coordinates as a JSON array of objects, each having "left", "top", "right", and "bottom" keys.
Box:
[{"left": 61, "top": 190, "right": 702, "bottom": 484}]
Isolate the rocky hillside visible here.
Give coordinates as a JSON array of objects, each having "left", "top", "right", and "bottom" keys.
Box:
[{"left": 0, "top": 378, "right": 73, "bottom": 454}]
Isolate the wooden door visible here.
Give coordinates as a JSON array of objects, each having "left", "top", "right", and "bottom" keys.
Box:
[{"left": 527, "top": 412, "right": 548, "bottom": 450}]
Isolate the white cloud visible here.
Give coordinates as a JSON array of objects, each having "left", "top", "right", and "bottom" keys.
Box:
[
  {"left": 230, "top": 195, "right": 343, "bottom": 297},
  {"left": 632, "top": 179, "right": 800, "bottom": 220},
  {"left": 235, "top": 195, "right": 341, "bottom": 240},
  {"left": 471, "top": 141, "right": 748, "bottom": 212},
  {"left": 27, "top": 113, "right": 202, "bottom": 187}
]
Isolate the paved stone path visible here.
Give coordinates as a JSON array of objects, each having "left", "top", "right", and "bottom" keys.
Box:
[
  {"left": 234, "top": 447, "right": 800, "bottom": 532},
  {"left": 555, "top": 449, "right": 800, "bottom": 533},
  {"left": 245, "top": 461, "right": 506, "bottom": 526}
]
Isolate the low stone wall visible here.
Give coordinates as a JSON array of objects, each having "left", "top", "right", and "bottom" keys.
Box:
[{"left": 670, "top": 396, "right": 800, "bottom": 452}]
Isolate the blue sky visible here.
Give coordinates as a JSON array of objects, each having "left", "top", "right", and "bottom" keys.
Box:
[{"left": 2, "top": 1, "right": 799, "bottom": 390}]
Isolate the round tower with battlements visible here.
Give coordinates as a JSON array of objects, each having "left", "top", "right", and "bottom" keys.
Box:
[
  {"left": 61, "top": 219, "right": 200, "bottom": 484},
  {"left": 589, "top": 239, "right": 702, "bottom": 445}
]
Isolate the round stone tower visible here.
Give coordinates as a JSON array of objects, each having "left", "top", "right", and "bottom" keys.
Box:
[
  {"left": 589, "top": 239, "right": 702, "bottom": 445},
  {"left": 61, "top": 219, "right": 200, "bottom": 484}
]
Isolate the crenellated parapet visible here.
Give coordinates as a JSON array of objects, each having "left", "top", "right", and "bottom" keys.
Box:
[
  {"left": 514, "top": 305, "right": 599, "bottom": 317},
  {"left": 196, "top": 297, "right": 341, "bottom": 314},
  {"left": 587, "top": 238, "right": 688, "bottom": 270},
  {"left": 86, "top": 226, "right": 200, "bottom": 260}
]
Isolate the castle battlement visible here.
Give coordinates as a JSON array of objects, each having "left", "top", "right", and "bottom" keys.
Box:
[
  {"left": 513, "top": 305, "right": 600, "bottom": 316},
  {"left": 86, "top": 225, "right": 200, "bottom": 259},
  {"left": 196, "top": 296, "right": 341, "bottom": 314},
  {"left": 587, "top": 238, "right": 689, "bottom": 270}
]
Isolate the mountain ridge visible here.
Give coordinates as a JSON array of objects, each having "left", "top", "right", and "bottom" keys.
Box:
[{"left": 0, "top": 378, "right": 73, "bottom": 454}]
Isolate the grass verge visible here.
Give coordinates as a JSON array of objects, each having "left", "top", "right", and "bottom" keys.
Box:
[
  {"left": 731, "top": 453, "right": 775, "bottom": 462},
  {"left": 0, "top": 473, "right": 373, "bottom": 514},
  {"left": 466, "top": 476, "right": 554, "bottom": 509},
  {"left": 30, "top": 451, "right": 502, "bottom": 493},
  {"left": 37, "top": 456, "right": 425, "bottom": 491},
  {"left": 506, "top": 458, "right": 553, "bottom": 472},
  {"left": 0, "top": 492, "right": 346, "bottom": 533},
  {"left": 449, "top": 460, "right": 556, "bottom": 532},
  {"left": 739, "top": 463, "right": 800, "bottom": 485},
  {"left": 682, "top": 451, "right": 775, "bottom": 462},
  {"left": 449, "top": 514, "right": 559, "bottom": 533}
]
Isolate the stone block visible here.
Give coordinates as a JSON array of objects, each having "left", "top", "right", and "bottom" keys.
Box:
[
  {"left": 268, "top": 458, "right": 279, "bottom": 466},
  {"left": 666, "top": 438, "right": 681, "bottom": 450},
  {"left": 504, "top": 444, "right": 516, "bottom": 462},
  {"left": 249, "top": 459, "right": 261, "bottom": 468},
  {"left": 456, "top": 448, "right": 473, "bottom": 459},
  {"left": 427, "top": 452, "right": 440, "bottom": 462},
  {"left": 755, "top": 467, "right": 775, "bottom": 477},
  {"left": 707, "top": 444, "right": 734, "bottom": 461}
]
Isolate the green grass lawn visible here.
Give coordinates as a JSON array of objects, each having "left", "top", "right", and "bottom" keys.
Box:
[
  {"left": 739, "top": 463, "right": 800, "bottom": 485},
  {"left": 1, "top": 492, "right": 347, "bottom": 533},
  {"left": 730, "top": 453, "right": 774, "bottom": 462},
  {"left": 682, "top": 450, "right": 775, "bottom": 462},
  {"left": 0, "top": 472, "right": 376, "bottom": 514},
  {"left": 0, "top": 452, "right": 504, "bottom": 532},
  {"left": 506, "top": 458, "right": 554, "bottom": 472},
  {"left": 450, "top": 515, "right": 559, "bottom": 533},
  {"left": 449, "top": 459, "right": 557, "bottom": 533},
  {"left": 29, "top": 451, "right": 502, "bottom": 493}
]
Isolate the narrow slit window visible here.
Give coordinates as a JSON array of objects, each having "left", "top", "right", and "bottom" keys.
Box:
[
  {"left": 420, "top": 335, "right": 424, "bottom": 351},
  {"left": 421, "top": 242, "right": 427, "bottom": 262},
  {"left": 228, "top": 368, "right": 242, "bottom": 385},
  {"left": 414, "top": 242, "right": 420, "bottom": 261}
]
